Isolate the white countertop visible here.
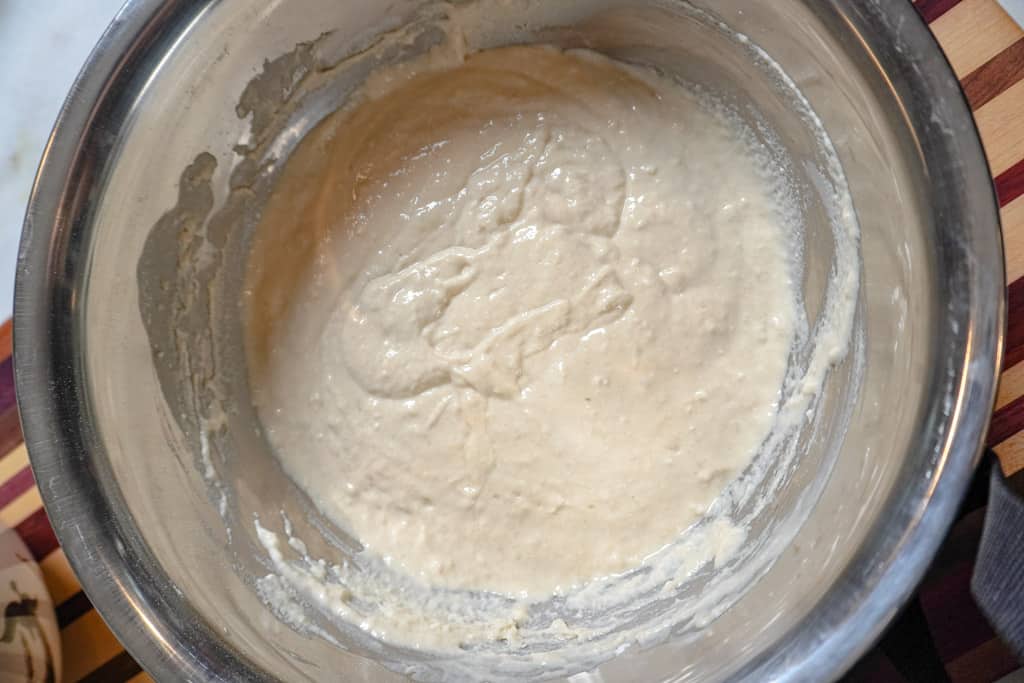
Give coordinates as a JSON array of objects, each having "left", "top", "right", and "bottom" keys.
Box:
[
  {"left": 1002, "top": 0, "right": 1024, "bottom": 29},
  {"left": 0, "top": 1, "right": 124, "bottom": 322}
]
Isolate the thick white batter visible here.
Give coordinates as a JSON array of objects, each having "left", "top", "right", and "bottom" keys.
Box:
[{"left": 246, "top": 46, "right": 796, "bottom": 598}]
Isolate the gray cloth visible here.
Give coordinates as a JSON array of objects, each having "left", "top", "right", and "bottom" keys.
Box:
[{"left": 973, "top": 463, "right": 1024, "bottom": 660}]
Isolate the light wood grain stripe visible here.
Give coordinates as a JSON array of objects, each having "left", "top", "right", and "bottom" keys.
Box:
[
  {"left": 997, "top": 359, "right": 1024, "bottom": 409},
  {"left": 0, "top": 442, "right": 29, "bottom": 482},
  {"left": 39, "top": 548, "right": 83, "bottom": 606},
  {"left": 0, "top": 484, "right": 43, "bottom": 528},
  {"left": 930, "top": 0, "right": 1023, "bottom": 77},
  {"left": 974, "top": 78, "right": 1024, "bottom": 177},
  {"left": 1003, "top": 196, "right": 1024, "bottom": 283},
  {"left": 994, "top": 423, "right": 1024, "bottom": 475},
  {"left": 61, "top": 610, "right": 131, "bottom": 683}
]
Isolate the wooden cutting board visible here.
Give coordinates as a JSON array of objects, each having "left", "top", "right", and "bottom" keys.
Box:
[
  {"left": 940, "top": 0, "right": 1024, "bottom": 474},
  {"left": 0, "top": 1, "right": 1018, "bottom": 680}
]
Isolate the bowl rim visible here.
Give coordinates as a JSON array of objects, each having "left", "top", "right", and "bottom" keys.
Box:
[
  {"left": 12, "top": 1, "right": 1005, "bottom": 681},
  {"left": 14, "top": 1, "right": 281, "bottom": 680}
]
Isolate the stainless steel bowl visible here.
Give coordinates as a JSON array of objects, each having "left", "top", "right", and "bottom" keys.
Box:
[{"left": 15, "top": 0, "right": 1004, "bottom": 681}]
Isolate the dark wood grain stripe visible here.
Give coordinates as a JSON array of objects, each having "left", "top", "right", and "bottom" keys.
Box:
[
  {"left": 913, "top": 0, "right": 963, "bottom": 24},
  {"left": 77, "top": 650, "right": 143, "bottom": 683},
  {"left": 996, "top": 157, "right": 1024, "bottom": 208},
  {"left": 843, "top": 648, "right": 909, "bottom": 682},
  {"left": 0, "top": 406, "right": 24, "bottom": 460},
  {"left": 878, "top": 598, "right": 952, "bottom": 679},
  {"left": 13, "top": 507, "right": 58, "bottom": 561},
  {"left": 56, "top": 590, "right": 94, "bottom": 628},
  {"left": 962, "top": 38, "right": 1024, "bottom": 110},
  {"left": 924, "top": 506, "right": 987, "bottom": 581},
  {"left": 0, "top": 464, "right": 34, "bottom": 508},
  {"left": 954, "top": 461, "right": 994, "bottom": 519},
  {"left": 0, "top": 342, "right": 21, "bottom": 459},
  {"left": 0, "top": 357, "right": 15, "bottom": 416},
  {"left": 0, "top": 319, "right": 11, "bottom": 363},
  {"left": 988, "top": 392, "right": 1024, "bottom": 446},
  {"left": 999, "top": 270, "right": 1024, "bottom": 473},
  {"left": 918, "top": 560, "right": 998, "bottom": 662},
  {"left": 1003, "top": 277, "right": 1024, "bottom": 371}
]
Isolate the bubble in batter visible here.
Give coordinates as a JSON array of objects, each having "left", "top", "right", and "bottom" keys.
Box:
[{"left": 246, "top": 45, "right": 796, "bottom": 597}]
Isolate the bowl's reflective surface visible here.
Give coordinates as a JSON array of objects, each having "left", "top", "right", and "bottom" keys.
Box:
[{"left": 14, "top": 0, "right": 1003, "bottom": 681}]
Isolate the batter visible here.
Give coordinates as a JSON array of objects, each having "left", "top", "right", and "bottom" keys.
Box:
[{"left": 246, "top": 46, "right": 797, "bottom": 598}]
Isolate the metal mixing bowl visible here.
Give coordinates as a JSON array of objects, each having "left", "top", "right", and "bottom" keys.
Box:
[{"left": 14, "top": 0, "right": 1004, "bottom": 681}]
